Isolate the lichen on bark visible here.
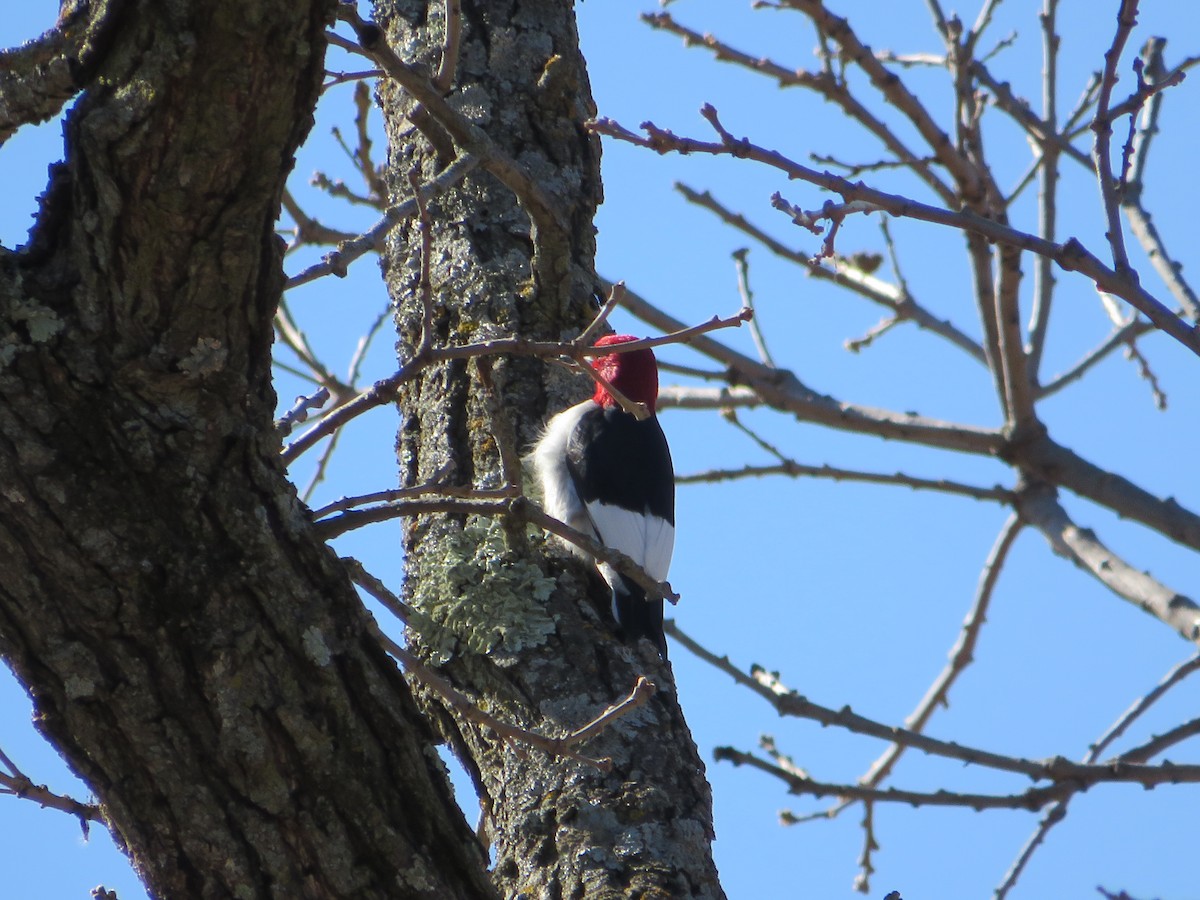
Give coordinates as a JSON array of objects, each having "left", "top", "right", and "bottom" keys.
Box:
[{"left": 409, "top": 516, "right": 558, "bottom": 662}]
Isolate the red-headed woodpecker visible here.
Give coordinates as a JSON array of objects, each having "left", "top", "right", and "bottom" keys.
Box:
[{"left": 531, "top": 335, "right": 674, "bottom": 659}]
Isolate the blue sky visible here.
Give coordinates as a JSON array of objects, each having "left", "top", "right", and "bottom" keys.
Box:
[{"left": 3, "top": 2, "right": 1200, "bottom": 898}]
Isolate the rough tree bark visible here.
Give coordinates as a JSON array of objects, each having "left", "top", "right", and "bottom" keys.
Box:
[
  {"left": 0, "top": 1, "right": 496, "bottom": 897},
  {"left": 376, "top": 1, "right": 725, "bottom": 898}
]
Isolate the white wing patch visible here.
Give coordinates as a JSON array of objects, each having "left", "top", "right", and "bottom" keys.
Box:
[{"left": 586, "top": 500, "right": 675, "bottom": 590}]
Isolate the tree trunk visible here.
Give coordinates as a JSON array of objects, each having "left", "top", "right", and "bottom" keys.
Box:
[
  {"left": 377, "top": 2, "right": 725, "bottom": 897},
  {"left": 0, "top": 2, "right": 495, "bottom": 897}
]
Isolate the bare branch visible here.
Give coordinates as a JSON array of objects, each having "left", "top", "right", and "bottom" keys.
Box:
[
  {"left": 672, "top": 619, "right": 1200, "bottom": 804},
  {"left": 312, "top": 482, "right": 512, "bottom": 521},
  {"left": 576, "top": 281, "right": 625, "bottom": 348},
  {"left": 314, "top": 496, "right": 514, "bottom": 539},
  {"left": 345, "top": 561, "right": 659, "bottom": 771},
  {"left": 590, "top": 115, "right": 1200, "bottom": 357},
  {"left": 970, "top": 60, "right": 1092, "bottom": 173},
  {"left": 1091, "top": 0, "right": 1140, "bottom": 277},
  {"left": 997, "top": 652, "right": 1200, "bottom": 897},
  {"left": 1090, "top": 53, "right": 1200, "bottom": 133},
  {"left": 348, "top": 560, "right": 653, "bottom": 770},
  {"left": 1121, "top": 339, "right": 1167, "bottom": 410},
  {"left": 675, "top": 185, "right": 986, "bottom": 363},
  {"left": 346, "top": 307, "right": 390, "bottom": 386},
  {"left": 325, "top": 497, "right": 681, "bottom": 605},
  {"left": 282, "top": 308, "right": 751, "bottom": 463},
  {"left": 1016, "top": 482, "right": 1200, "bottom": 644},
  {"left": 712, "top": 742, "right": 1200, "bottom": 812},
  {"left": 642, "top": 10, "right": 956, "bottom": 204},
  {"left": 613, "top": 281, "right": 1004, "bottom": 457},
  {"left": 693, "top": 410, "right": 1012, "bottom": 505},
  {"left": 281, "top": 189, "right": 359, "bottom": 249},
  {"left": 1037, "top": 316, "right": 1157, "bottom": 399},
  {"left": 677, "top": 459, "right": 1012, "bottom": 505},
  {"left": 995, "top": 802, "right": 1070, "bottom": 899},
  {"left": 285, "top": 154, "right": 479, "bottom": 290},
  {"left": 432, "top": 0, "right": 463, "bottom": 93},
  {"left": 855, "top": 514, "right": 1023, "bottom": 789},
  {"left": 1120, "top": 38, "right": 1200, "bottom": 321},
  {"left": 0, "top": 3, "right": 116, "bottom": 146},
  {"left": 731, "top": 250, "right": 775, "bottom": 366},
  {"left": 274, "top": 298, "right": 356, "bottom": 400},
  {"left": 282, "top": 362, "right": 419, "bottom": 464},
  {"left": 350, "top": 80, "right": 387, "bottom": 203},
  {"left": 1019, "top": 436, "right": 1200, "bottom": 556},
  {"left": 776, "top": 0, "right": 982, "bottom": 198},
  {"left": 276, "top": 387, "right": 331, "bottom": 437},
  {"left": 1120, "top": 716, "right": 1200, "bottom": 764},
  {"left": 1093, "top": 654, "right": 1200, "bottom": 761},
  {"left": 667, "top": 622, "right": 1057, "bottom": 780},
  {"left": 993, "top": 239, "right": 1037, "bottom": 435},
  {"left": 719, "top": 745, "right": 1048, "bottom": 810},
  {"left": 322, "top": 68, "right": 383, "bottom": 91},
  {"left": 852, "top": 800, "right": 878, "bottom": 894},
  {"left": 656, "top": 385, "right": 762, "bottom": 412},
  {"left": 0, "top": 745, "right": 100, "bottom": 828}
]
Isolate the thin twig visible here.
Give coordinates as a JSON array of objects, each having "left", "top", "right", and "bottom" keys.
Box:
[
  {"left": 680, "top": 411, "right": 1013, "bottom": 505},
  {"left": 1092, "top": 654, "right": 1200, "bottom": 761},
  {"left": 577, "top": 281, "right": 625, "bottom": 347},
  {"left": 326, "top": 497, "right": 680, "bottom": 604},
  {"left": 282, "top": 308, "right": 752, "bottom": 463},
  {"left": 674, "top": 184, "right": 985, "bottom": 363},
  {"left": 281, "top": 188, "right": 358, "bottom": 249},
  {"left": 1036, "top": 316, "right": 1158, "bottom": 399},
  {"left": 330, "top": 11, "right": 568, "bottom": 242},
  {"left": 276, "top": 387, "right": 331, "bottom": 437},
  {"left": 1120, "top": 38, "right": 1200, "bottom": 320},
  {"left": 712, "top": 743, "right": 1200, "bottom": 811},
  {"left": 407, "top": 167, "right": 437, "bottom": 358},
  {"left": 732, "top": 249, "right": 775, "bottom": 366},
  {"left": 286, "top": 154, "right": 479, "bottom": 291},
  {"left": 314, "top": 484, "right": 512, "bottom": 521},
  {"left": 346, "top": 307, "right": 391, "bottom": 387},
  {"left": 301, "top": 426, "right": 344, "bottom": 502},
  {"left": 852, "top": 800, "right": 878, "bottom": 894},
  {"left": 433, "top": 0, "right": 463, "bottom": 92},
  {"left": 346, "top": 560, "right": 655, "bottom": 771},
  {"left": 0, "top": 745, "right": 100, "bottom": 828},
  {"left": 642, "top": 10, "right": 955, "bottom": 203},
  {"left": 996, "top": 652, "right": 1200, "bottom": 897},
  {"left": 1090, "top": 0, "right": 1140, "bottom": 278},
  {"left": 590, "top": 114, "right": 1200, "bottom": 356},
  {"left": 322, "top": 68, "right": 383, "bottom": 91},
  {"left": 853, "top": 514, "right": 1023, "bottom": 790},
  {"left": 1027, "top": 0, "right": 1060, "bottom": 379}
]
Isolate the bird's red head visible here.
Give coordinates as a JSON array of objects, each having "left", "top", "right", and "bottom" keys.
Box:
[{"left": 590, "top": 334, "right": 659, "bottom": 410}]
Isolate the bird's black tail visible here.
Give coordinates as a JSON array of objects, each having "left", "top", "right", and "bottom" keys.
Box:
[{"left": 612, "top": 576, "right": 667, "bottom": 660}]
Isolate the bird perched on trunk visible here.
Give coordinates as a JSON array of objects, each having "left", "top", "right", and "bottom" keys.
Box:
[{"left": 531, "top": 335, "right": 675, "bottom": 659}]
